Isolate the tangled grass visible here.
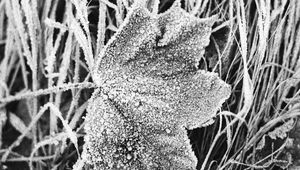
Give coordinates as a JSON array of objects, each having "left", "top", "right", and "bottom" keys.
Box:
[{"left": 0, "top": 0, "right": 299, "bottom": 170}]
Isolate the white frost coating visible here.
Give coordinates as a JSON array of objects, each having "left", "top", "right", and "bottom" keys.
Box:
[{"left": 83, "top": 1, "right": 231, "bottom": 170}]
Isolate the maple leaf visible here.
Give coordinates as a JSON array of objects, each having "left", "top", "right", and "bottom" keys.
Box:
[{"left": 84, "top": 2, "right": 231, "bottom": 170}]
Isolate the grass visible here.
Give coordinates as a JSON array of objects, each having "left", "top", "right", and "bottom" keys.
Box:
[{"left": 0, "top": 0, "right": 300, "bottom": 169}]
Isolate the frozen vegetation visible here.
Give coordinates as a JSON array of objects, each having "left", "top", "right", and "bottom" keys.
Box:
[
  {"left": 84, "top": 2, "right": 230, "bottom": 169},
  {"left": 0, "top": 0, "right": 299, "bottom": 170}
]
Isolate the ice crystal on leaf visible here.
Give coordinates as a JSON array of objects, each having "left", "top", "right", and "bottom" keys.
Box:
[{"left": 84, "top": 2, "right": 231, "bottom": 170}]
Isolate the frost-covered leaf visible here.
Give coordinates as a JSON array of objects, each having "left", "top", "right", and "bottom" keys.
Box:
[
  {"left": 156, "top": 4, "right": 216, "bottom": 67},
  {"left": 102, "top": 71, "right": 230, "bottom": 129},
  {"left": 268, "top": 119, "right": 295, "bottom": 140},
  {"left": 84, "top": 91, "right": 198, "bottom": 169},
  {"left": 85, "top": 2, "right": 231, "bottom": 169},
  {"left": 247, "top": 120, "right": 295, "bottom": 170},
  {"left": 93, "top": 5, "right": 159, "bottom": 85},
  {"left": 93, "top": 3, "right": 216, "bottom": 85}
]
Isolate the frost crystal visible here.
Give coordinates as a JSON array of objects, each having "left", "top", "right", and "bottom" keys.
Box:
[{"left": 84, "top": 2, "right": 231, "bottom": 170}]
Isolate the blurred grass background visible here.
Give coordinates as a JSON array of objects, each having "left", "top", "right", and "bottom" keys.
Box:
[{"left": 0, "top": 0, "right": 300, "bottom": 169}]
